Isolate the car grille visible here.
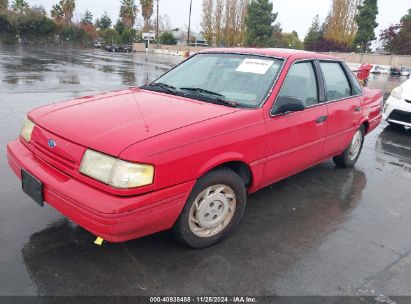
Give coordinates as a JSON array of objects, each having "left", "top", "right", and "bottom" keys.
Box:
[
  {"left": 31, "top": 139, "right": 76, "bottom": 171},
  {"left": 388, "top": 109, "right": 411, "bottom": 124}
]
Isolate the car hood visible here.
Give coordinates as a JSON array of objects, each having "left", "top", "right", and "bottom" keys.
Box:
[{"left": 30, "top": 89, "right": 239, "bottom": 156}]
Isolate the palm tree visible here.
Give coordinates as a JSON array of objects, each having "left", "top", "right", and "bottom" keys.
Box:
[
  {"left": 120, "top": 0, "right": 138, "bottom": 28},
  {"left": 11, "top": 0, "right": 28, "bottom": 14},
  {"left": 60, "top": 0, "right": 75, "bottom": 25},
  {"left": 140, "top": 0, "right": 153, "bottom": 31},
  {"left": 0, "top": 0, "right": 9, "bottom": 12},
  {"left": 51, "top": 4, "right": 64, "bottom": 23}
]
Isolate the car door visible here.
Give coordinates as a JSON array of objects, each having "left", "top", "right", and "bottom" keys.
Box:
[
  {"left": 263, "top": 60, "right": 328, "bottom": 186},
  {"left": 319, "top": 61, "right": 363, "bottom": 158}
]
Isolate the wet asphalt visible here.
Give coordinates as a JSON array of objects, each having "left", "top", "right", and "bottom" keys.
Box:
[{"left": 0, "top": 46, "right": 411, "bottom": 297}]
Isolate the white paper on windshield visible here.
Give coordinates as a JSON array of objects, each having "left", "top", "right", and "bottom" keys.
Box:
[{"left": 235, "top": 58, "right": 274, "bottom": 74}]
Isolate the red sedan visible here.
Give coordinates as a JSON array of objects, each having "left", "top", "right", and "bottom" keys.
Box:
[{"left": 7, "top": 49, "right": 383, "bottom": 248}]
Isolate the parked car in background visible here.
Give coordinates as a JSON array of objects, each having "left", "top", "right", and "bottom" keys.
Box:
[
  {"left": 7, "top": 49, "right": 383, "bottom": 248},
  {"left": 118, "top": 44, "right": 133, "bottom": 53},
  {"left": 105, "top": 44, "right": 119, "bottom": 52},
  {"left": 400, "top": 67, "right": 410, "bottom": 77},
  {"left": 93, "top": 41, "right": 102, "bottom": 48},
  {"left": 347, "top": 63, "right": 360, "bottom": 73},
  {"left": 390, "top": 67, "right": 401, "bottom": 76},
  {"left": 370, "top": 65, "right": 382, "bottom": 74},
  {"left": 105, "top": 44, "right": 133, "bottom": 53},
  {"left": 384, "top": 78, "right": 411, "bottom": 128},
  {"left": 380, "top": 66, "right": 390, "bottom": 75}
]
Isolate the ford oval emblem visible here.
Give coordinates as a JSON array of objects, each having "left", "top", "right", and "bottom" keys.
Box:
[{"left": 48, "top": 139, "right": 56, "bottom": 148}]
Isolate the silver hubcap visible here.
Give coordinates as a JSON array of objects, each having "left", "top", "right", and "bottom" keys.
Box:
[
  {"left": 349, "top": 129, "right": 363, "bottom": 160},
  {"left": 188, "top": 184, "right": 236, "bottom": 238}
]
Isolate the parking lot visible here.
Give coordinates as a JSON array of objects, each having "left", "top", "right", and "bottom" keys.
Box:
[{"left": 1, "top": 46, "right": 411, "bottom": 297}]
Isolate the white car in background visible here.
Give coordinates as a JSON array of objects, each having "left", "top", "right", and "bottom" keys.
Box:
[
  {"left": 401, "top": 68, "right": 410, "bottom": 77},
  {"left": 383, "top": 78, "right": 411, "bottom": 127}
]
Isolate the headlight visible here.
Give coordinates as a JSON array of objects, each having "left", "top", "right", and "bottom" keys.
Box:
[
  {"left": 20, "top": 117, "right": 35, "bottom": 142},
  {"left": 79, "top": 149, "right": 154, "bottom": 189},
  {"left": 390, "top": 86, "right": 403, "bottom": 100}
]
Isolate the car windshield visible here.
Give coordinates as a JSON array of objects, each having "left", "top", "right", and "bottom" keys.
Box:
[{"left": 148, "top": 53, "right": 284, "bottom": 108}]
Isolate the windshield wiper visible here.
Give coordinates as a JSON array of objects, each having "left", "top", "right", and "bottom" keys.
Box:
[
  {"left": 180, "top": 87, "right": 225, "bottom": 97},
  {"left": 141, "top": 82, "right": 178, "bottom": 95},
  {"left": 180, "top": 87, "right": 238, "bottom": 107}
]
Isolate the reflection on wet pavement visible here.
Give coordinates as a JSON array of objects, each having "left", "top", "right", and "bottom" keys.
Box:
[
  {"left": 1, "top": 46, "right": 411, "bottom": 296},
  {"left": 0, "top": 46, "right": 181, "bottom": 94}
]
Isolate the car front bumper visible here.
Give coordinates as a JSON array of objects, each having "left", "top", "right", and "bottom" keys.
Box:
[
  {"left": 383, "top": 96, "right": 411, "bottom": 127},
  {"left": 7, "top": 139, "right": 195, "bottom": 242}
]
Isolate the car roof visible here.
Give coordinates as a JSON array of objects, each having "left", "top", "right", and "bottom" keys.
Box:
[{"left": 200, "top": 48, "right": 340, "bottom": 61}]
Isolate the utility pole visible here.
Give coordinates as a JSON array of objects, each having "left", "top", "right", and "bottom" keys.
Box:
[
  {"left": 187, "top": 0, "right": 192, "bottom": 45},
  {"left": 156, "top": 0, "right": 159, "bottom": 39}
]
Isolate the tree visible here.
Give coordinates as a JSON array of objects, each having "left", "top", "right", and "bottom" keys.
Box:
[
  {"left": 213, "top": 0, "right": 224, "bottom": 46},
  {"left": 95, "top": 12, "right": 111, "bottom": 30},
  {"left": 11, "top": 0, "right": 28, "bottom": 14},
  {"left": 59, "top": 0, "right": 75, "bottom": 25},
  {"left": 236, "top": 0, "right": 249, "bottom": 45},
  {"left": 121, "top": 27, "right": 136, "bottom": 43},
  {"left": 32, "top": 5, "right": 46, "bottom": 15},
  {"left": 115, "top": 19, "right": 125, "bottom": 35},
  {"left": 140, "top": 0, "right": 153, "bottom": 31},
  {"left": 160, "top": 31, "right": 176, "bottom": 45},
  {"left": 398, "top": 9, "right": 411, "bottom": 54},
  {"left": 324, "top": 0, "right": 361, "bottom": 47},
  {"left": 223, "top": 0, "right": 248, "bottom": 46},
  {"left": 157, "top": 14, "right": 172, "bottom": 33},
  {"left": 245, "top": 0, "right": 277, "bottom": 46},
  {"left": 270, "top": 22, "right": 282, "bottom": 47},
  {"left": 201, "top": 0, "right": 213, "bottom": 45},
  {"left": 380, "top": 9, "right": 411, "bottom": 55},
  {"left": 50, "top": 4, "right": 63, "bottom": 23},
  {"left": 60, "top": 24, "right": 92, "bottom": 46},
  {"left": 354, "top": 0, "right": 378, "bottom": 52},
  {"left": 6, "top": 7, "right": 56, "bottom": 43},
  {"left": 0, "top": 13, "right": 13, "bottom": 41},
  {"left": 81, "top": 9, "right": 93, "bottom": 25},
  {"left": 101, "top": 28, "right": 120, "bottom": 45},
  {"left": 304, "top": 15, "right": 322, "bottom": 50},
  {"left": 0, "top": 0, "right": 9, "bottom": 11},
  {"left": 80, "top": 22, "right": 97, "bottom": 40},
  {"left": 120, "top": 0, "right": 137, "bottom": 28},
  {"left": 278, "top": 31, "right": 303, "bottom": 49}
]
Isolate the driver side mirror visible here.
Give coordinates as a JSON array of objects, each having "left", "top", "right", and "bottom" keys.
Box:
[{"left": 272, "top": 96, "right": 305, "bottom": 115}]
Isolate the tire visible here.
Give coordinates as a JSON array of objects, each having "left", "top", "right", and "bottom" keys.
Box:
[
  {"left": 333, "top": 125, "right": 365, "bottom": 168},
  {"left": 172, "top": 168, "right": 247, "bottom": 249}
]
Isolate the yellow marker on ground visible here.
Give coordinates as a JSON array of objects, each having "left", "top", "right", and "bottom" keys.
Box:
[{"left": 94, "top": 237, "right": 104, "bottom": 246}]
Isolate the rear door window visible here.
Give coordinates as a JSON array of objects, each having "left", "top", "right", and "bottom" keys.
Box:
[{"left": 320, "top": 62, "right": 352, "bottom": 100}]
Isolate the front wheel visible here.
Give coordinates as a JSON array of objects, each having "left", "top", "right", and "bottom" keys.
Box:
[
  {"left": 333, "top": 125, "right": 365, "bottom": 168},
  {"left": 173, "top": 168, "right": 246, "bottom": 248}
]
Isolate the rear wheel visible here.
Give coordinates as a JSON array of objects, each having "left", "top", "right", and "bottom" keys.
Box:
[
  {"left": 173, "top": 168, "right": 246, "bottom": 248},
  {"left": 333, "top": 125, "right": 365, "bottom": 168}
]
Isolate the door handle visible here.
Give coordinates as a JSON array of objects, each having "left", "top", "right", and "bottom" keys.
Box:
[
  {"left": 354, "top": 106, "right": 361, "bottom": 112},
  {"left": 316, "top": 115, "right": 328, "bottom": 123}
]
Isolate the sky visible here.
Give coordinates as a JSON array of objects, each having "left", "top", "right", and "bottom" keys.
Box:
[{"left": 25, "top": 0, "right": 411, "bottom": 41}]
